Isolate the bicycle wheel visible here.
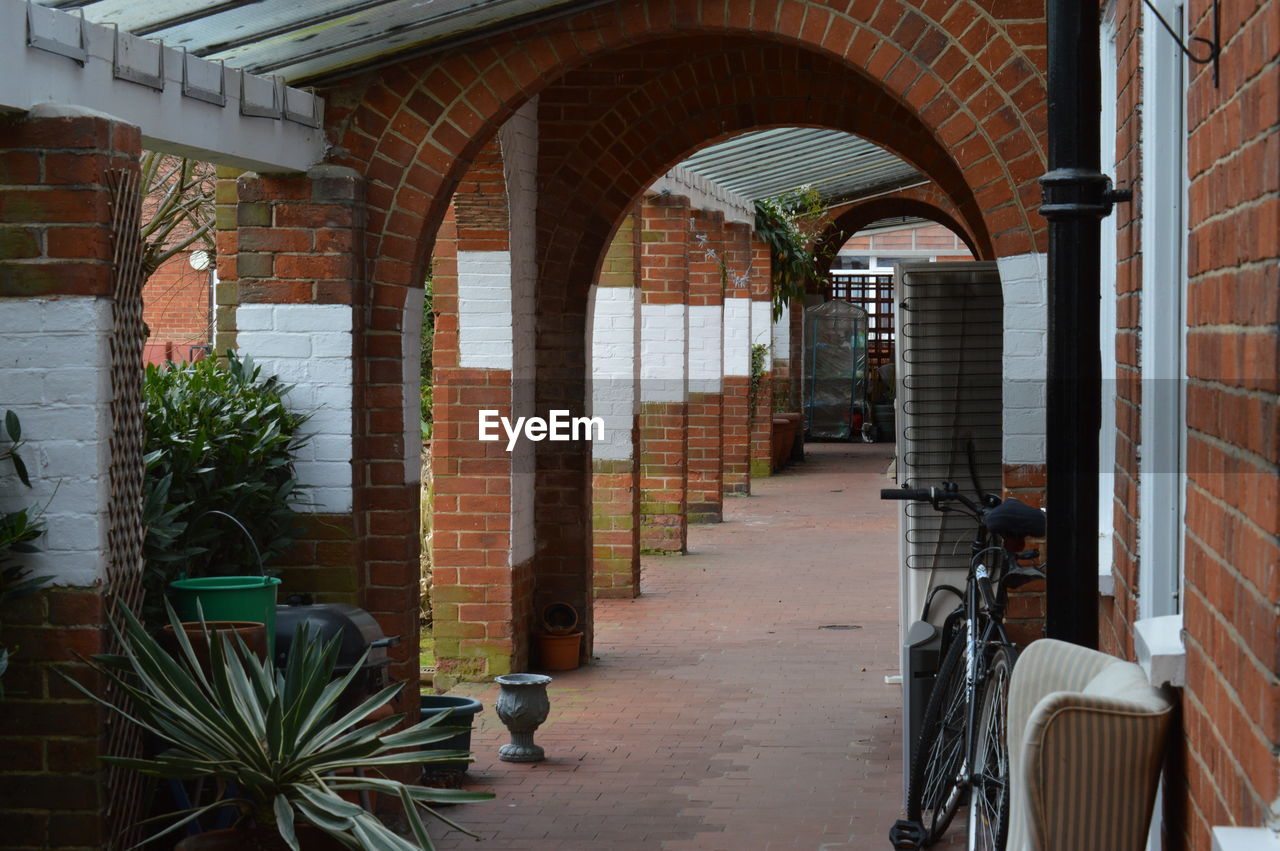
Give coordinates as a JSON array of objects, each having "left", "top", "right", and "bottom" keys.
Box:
[
  {"left": 907, "top": 627, "right": 968, "bottom": 844},
  {"left": 969, "top": 644, "right": 1016, "bottom": 851}
]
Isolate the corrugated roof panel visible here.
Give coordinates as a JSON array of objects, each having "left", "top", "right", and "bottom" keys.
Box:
[
  {"left": 678, "top": 127, "right": 922, "bottom": 207},
  {"left": 33, "top": 0, "right": 587, "bottom": 81}
]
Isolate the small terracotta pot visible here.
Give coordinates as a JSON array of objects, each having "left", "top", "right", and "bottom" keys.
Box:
[
  {"left": 159, "top": 621, "right": 268, "bottom": 678},
  {"left": 535, "top": 631, "right": 583, "bottom": 671},
  {"left": 174, "top": 825, "right": 346, "bottom": 850}
]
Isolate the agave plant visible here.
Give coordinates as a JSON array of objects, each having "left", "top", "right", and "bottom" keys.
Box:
[{"left": 63, "top": 603, "right": 491, "bottom": 849}]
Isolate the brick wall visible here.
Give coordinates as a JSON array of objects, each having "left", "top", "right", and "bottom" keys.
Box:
[
  {"left": 0, "top": 104, "right": 141, "bottom": 849},
  {"left": 590, "top": 211, "right": 641, "bottom": 597},
  {"left": 722, "top": 223, "right": 754, "bottom": 495},
  {"left": 1099, "top": 1, "right": 1280, "bottom": 845},
  {"left": 638, "top": 193, "right": 689, "bottom": 553},
  {"left": 686, "top": 208, "right": 726, "bottom": 523}
]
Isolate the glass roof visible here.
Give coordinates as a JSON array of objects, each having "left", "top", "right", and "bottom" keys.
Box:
[
  {"left": 677, "top": 127, "right": 922, "bottom": 208},
  {"left": 35, "top": 0, "right": 589, "bottom": 82}
]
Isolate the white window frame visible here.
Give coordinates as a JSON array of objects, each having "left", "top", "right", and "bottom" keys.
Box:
[
  {"left": 1098, "top": 0, "right": 1119, "bottom": 596},
  {"left": 1137, "top": 0, "right": 1190, "bottom": 621}
]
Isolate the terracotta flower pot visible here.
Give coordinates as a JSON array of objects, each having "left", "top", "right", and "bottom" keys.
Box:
[
  {"left": 535, "top": 631, "right": 583, "bottom": 671},
  {"left": 174, "top": 825, "right": 346, "bottom": 850},
  {"left": 159, "top": 621, "right": 268, "bottom": 679}
]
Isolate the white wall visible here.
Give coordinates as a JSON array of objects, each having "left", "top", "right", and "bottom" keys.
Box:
[
  {"left": 0, "top": 297, "right": 112, "bottom": 586},
  {"left": 687, "top": 304, "right": 723, "bottom": 394},
  {"left": 723, "top": 296, "right": 752, "bottom": 377},
  {"left": 640, "top": 303, "right": 687, "bottom": 403},
  {"left": 456, "top": 250, "right": 514, "bottom": 371},
  {"left": 590, "top": 286, "right": 639, "bottom": 461},
  {"left": 997, "top": 252, "right": 1048, "bottom": 467},
  {"left": 236, "top": 303, "right": 353, "bottom": 513}
]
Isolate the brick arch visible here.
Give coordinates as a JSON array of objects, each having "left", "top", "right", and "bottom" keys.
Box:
[
  {"left": 324, "top": 0, "right": 1047, "bottom": 298},
  {"left": 533, "top": 37, "right": 993, "bottom": 309},
  {"left": 815, "top": 184, "right": 987, "bottom": 278}
]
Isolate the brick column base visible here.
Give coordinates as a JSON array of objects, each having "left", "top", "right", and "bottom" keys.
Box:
[
  {"left": 722, "top": 376, "right": 751, "bottom": 495},
  {"left": 640, "top": 401, "right": 687, "bottom": 553},
  {"left": 687, "top": 391, "right": 724, "bottom": 522},
  {"left": 591, "top": 454, "right": 641, "bottom": 598}
]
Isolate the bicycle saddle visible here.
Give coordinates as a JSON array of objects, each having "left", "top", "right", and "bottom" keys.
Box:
[{"left": 985, "top": 497, "right": 1046, "bottom": 537}]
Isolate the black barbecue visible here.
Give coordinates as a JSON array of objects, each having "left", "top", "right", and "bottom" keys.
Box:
[{"left": 274, "top": 595, "right": 400, "bottom": 712}]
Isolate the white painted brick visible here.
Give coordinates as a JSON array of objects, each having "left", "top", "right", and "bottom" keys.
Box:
[
  {"left": 723, "top": 296, "right": 752, "bottom": 376},
  {"left": 773, "top": 310, "right": 791, "bottom": 352},
  {"left": 236, "top": 304, "right": 355, "bottom": 514},
  {"left": 275, "top": 305, "right": 351, "bottom": 332},
  {"left": 997, "top": 253, "right": 1048, "bottom": 466},
  {"left": 0, "top": 298, "right": 45, "bottom": 330},
  {"left": 234, "top": 303, "right": 277, "bottom": 331},
  {"left": 310, "top": 332, "right": 352, "bottom": 359},
  {"left": 402, "top": 286, "right": 426, "bottom": 483},
  {"left": 751, "top": 300, "right": 773, "bottom": 368},
  {"left": 500, "top": 97, "right": 538, "bottom": 567},
  {"left": 294, "top": 460, "right": 353, "bottom": 488},
  {"left": 311, "top": 433, "right": 353, "bottom": 462},
  {"left": 688, "top": 305, "right": 722, "bottom": 388},
  {"left": 0, "top": 370, "right": 45, "bottom": 405},
  {"left": 458, "top": 250, "right": 514, "bottom": 370},
  {"left": 0, "top": 297, "right": 111, "bottom": 585}
]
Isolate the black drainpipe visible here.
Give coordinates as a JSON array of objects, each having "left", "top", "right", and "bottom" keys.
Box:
[{"left": 1039, "top": 0, "right": 1130, "bottom": 647}]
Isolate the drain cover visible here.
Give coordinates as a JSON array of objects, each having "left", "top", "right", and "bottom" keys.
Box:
[{"left": 819, "top": 624, "right": 862, "bottom": 630}]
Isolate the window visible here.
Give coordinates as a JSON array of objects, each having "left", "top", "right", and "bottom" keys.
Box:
[
  {"left": 1098, "top": 0, "right": 1119, "bottom": 595},
  {"left": 1137, "top": 0, "right": 1189, "bottom": 619}
]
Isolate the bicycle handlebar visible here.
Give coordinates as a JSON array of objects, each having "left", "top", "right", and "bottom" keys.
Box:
[{"left": 879, "top": 487, "right": 933, "bottom": 501}]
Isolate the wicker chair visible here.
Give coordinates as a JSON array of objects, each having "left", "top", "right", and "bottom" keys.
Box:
[{"left": 1007, "top": 639, "right": 1174, "bottom": 851}]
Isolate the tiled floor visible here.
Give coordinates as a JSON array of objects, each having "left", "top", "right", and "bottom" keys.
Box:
[{"left": 430, "top": 441, "right": 931, "bottom": 850}]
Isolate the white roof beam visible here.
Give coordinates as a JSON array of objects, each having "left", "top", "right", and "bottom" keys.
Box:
[{"left": 1, "top": 0, "right": 327, "bottom": 172}]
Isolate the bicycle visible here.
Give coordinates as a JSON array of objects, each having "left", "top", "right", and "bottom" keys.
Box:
[{"left": 883, "top": 477, "right": 1046, "bottom": 850}]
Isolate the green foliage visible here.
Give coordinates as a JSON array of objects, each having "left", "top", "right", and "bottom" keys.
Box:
[
  {"left": 420, "top": 276, "right": 435, "bottom": 440},
  {"left": 749, "top": 343, "right": 770, "bottom": 417},
  {"left": 62, "top": 602, "right": 492, "bottom": 849},
  {"left": 754, "top": 185, "right": 831, "bottom": 321},
  {"left": 0, "top": 410, "right": 50, "bottom": 696},
  {"left": 142, "top": 353, "right": 308, "bottom": 625}
]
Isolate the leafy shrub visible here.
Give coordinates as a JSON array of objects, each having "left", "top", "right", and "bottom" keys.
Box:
[
  {"left": 142, "top": 353, "right": 308, "bottom": 624},
  {"left": 754, "top": 185, "right": 831, "bottom": 320},
  {"left": 0, "top": 411, "right": 49, "bottom": 695}
]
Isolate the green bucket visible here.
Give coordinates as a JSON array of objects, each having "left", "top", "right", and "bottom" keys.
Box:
[{"left": 170, "top": 575, "right": 283, "bottom": 657}]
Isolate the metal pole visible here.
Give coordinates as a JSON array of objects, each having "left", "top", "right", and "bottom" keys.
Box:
[{"left": 1039, "top": 0, "right": 1128, "bottom": 647}]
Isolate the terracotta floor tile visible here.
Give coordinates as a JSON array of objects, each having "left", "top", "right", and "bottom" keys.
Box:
[{"left": 431, "top": 443, "right": 948, "bottom": 849}]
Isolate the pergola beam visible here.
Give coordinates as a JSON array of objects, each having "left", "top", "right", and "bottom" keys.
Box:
[{"left": 0, "top": 0, "right": 326, "bottom": 172}]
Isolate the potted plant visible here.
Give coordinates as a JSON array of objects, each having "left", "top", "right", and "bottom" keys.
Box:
[{"left": 63, "top": 603, "right": 492, "bottom": 849}]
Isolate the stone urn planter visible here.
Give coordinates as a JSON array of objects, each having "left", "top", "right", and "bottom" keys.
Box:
[{"left": 494, "top": 673, "right": 552, "bottom": 762}]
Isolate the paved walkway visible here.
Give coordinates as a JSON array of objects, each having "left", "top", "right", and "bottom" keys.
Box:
[{"left": 433, "top": 442, "right": 911, "bottom": 850}]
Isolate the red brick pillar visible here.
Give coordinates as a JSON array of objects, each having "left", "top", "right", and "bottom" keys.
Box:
[
  {"left": 220, "top": 165, "right": 366, "bottom": 613},
  {"left": 721, "top": 221, "right": 754, "bottom": 495},
  {"left": 749, "top": 233, "right": 774, "bottom": 480},
  {"left": 591, "top": 211, "right": 642, "bottom": 597},
  {"left": 638, "top": 193, "right": 689, "bottom": 552},
  {"left": 429, "top": 134, "right": 533, "bottom": 687},
  {"left": 686, "top": 208, "right": 726, "bottom": 522},
  {"left": 0, "top": 104, "right": 141, "bottom": 849}
]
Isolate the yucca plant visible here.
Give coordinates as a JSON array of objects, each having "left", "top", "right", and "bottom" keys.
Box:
[{"left": 62, "top": 603, "right": 491, "bottom": 849}]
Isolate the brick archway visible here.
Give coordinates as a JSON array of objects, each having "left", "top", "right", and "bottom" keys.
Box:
[
  {"left": 815, "top": 184, "right": 986, "bottom": 278},
  {"left": 317, "top": 0, "right": 1049, "bottom": 679}
]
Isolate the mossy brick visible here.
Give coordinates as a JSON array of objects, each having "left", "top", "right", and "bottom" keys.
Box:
[
  {"left": 236, "top": 202, "right": 272, "bottom": 227},
  {"left": 0, "top": 227, "right": 39, "bottom": 258},
  {"left": 236, "top": 251, "right": 274, "bottom": 278},
  {"left": 751, "top": 459, "right": 773, "bottom": 478},
  {"left": 215, "top": 205, "right": 239, "bottom": 230},
  {"left": 0, "top": 261, "right": 111, "bottom": 297},
  {"left": 214, "top": 280, "right": 240, "bottom": 305}
]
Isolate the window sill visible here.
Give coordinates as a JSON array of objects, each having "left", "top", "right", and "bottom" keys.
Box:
[
  {"left": 1098, "top": 569, "right": 1115, "bottom": 597},
  {"left": 1134, "top": 613, "right": 1185, "bottom": 688},
  {"left": 1212, "top": 827, "right": 1280, "bottom": 851}
]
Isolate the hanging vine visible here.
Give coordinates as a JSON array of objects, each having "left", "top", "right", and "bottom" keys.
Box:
[{"left": 753, "top": 185, "right": 832, "bottom": 320}]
